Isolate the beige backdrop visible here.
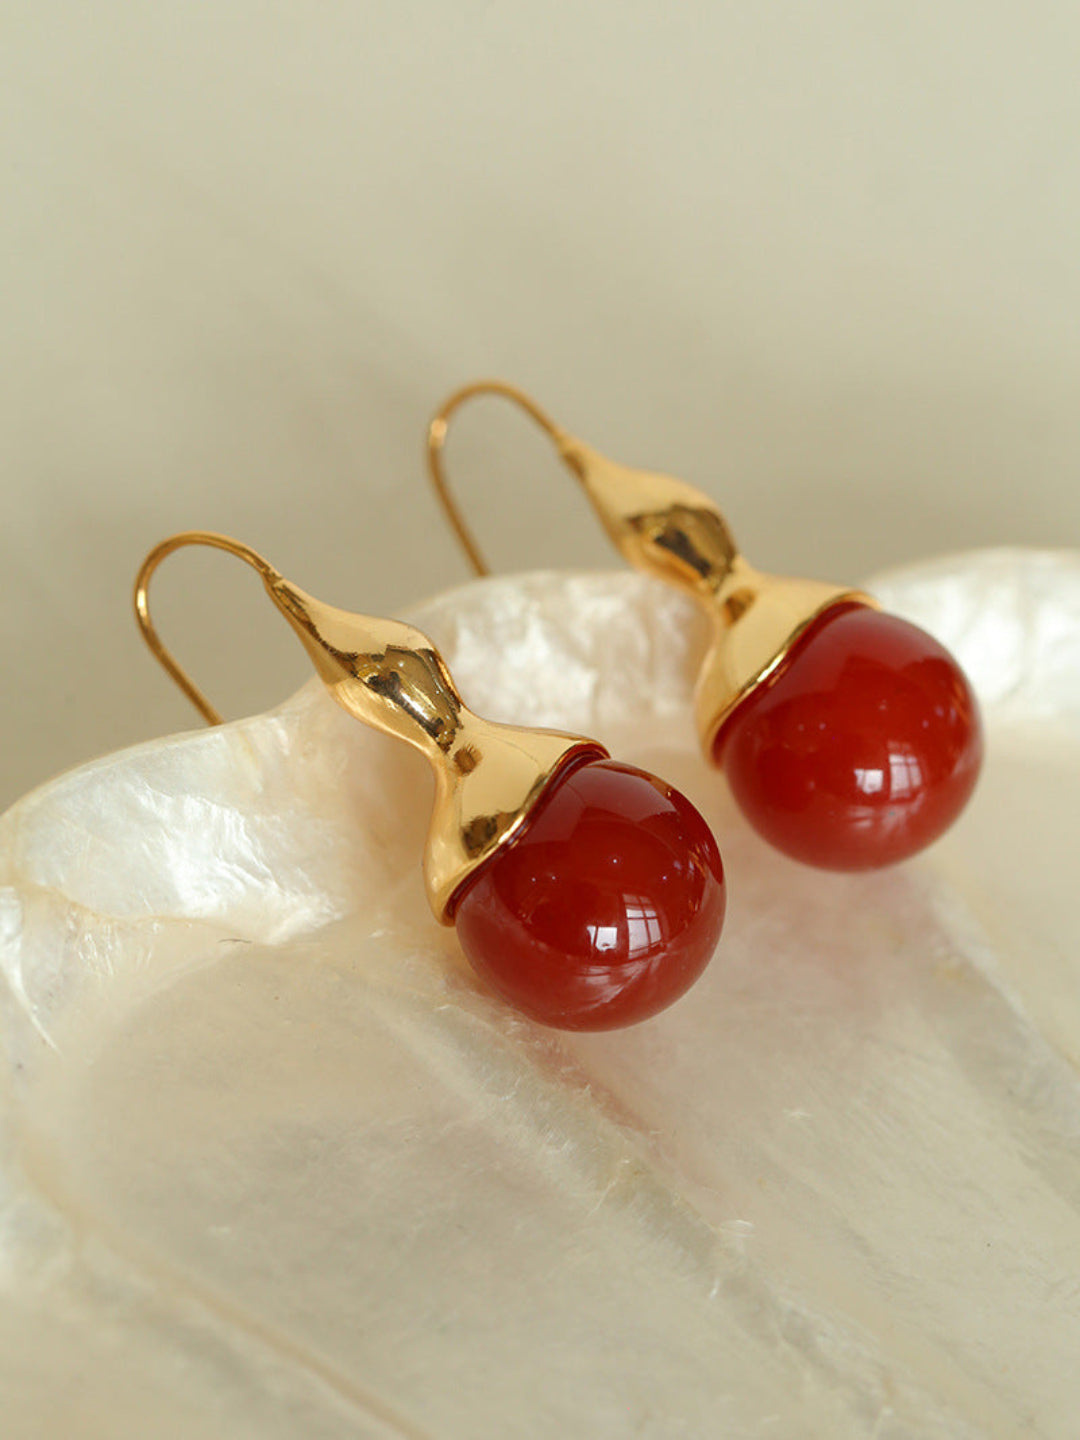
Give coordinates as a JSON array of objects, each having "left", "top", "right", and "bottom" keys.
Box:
[{"left": 3, "top": 2, "right": 1078, "bottom": 810}]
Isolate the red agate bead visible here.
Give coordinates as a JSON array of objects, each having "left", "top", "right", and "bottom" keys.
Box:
[
  {"left": 713, "top": 604, "right": 983, "bottom": 870},
  {"left": 453, "top": 758, "right": 726, "bottom": 1030}
]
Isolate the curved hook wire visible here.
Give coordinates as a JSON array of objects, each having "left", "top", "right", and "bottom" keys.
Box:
[
  {"left": 427, "top": 380, "right": 572, "bottom": 577},
  {"left": 134, "top": 531, "right": 280, "bottom": 726}
]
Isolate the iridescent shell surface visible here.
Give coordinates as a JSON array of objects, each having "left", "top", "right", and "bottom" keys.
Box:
[{"left": 1, "top": 549, "right": 1078, "bottom": 1438}]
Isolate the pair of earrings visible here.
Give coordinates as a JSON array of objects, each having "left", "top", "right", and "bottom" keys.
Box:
[{"left": 136, "top": 382, "right": 983, "bottom": 1032}]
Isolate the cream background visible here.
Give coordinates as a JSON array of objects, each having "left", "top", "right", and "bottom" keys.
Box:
[{"left": 3, "top": 2, "right": 1078, "bottom": 809}]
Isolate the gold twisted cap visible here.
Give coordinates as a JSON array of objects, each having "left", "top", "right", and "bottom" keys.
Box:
[
  {"left": 134, "top": 531, "right": 604, "bottom": 921},
  {"left": 428, "top": 381, "right": 874, "bottom": 756}
]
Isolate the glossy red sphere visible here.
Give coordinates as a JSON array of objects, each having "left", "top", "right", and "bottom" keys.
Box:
[
  {"left": 713, "top": 604, "right": 982, "bottom": 870},
  {"left": 453, "top": 758, "right": 726, "bottom": 1030}
]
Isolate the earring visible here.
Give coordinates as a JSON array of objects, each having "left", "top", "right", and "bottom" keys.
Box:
[
  {"left": 134, "top": 532, "right": 726, "bottom": 1030},
  {"left": 428, "top": 381, "right": 983, "bottom": 872}
]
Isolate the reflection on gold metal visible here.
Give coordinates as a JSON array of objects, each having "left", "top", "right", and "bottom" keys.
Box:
[
  {"left": 428, "top": 381, "right": 875, "bottom": 756},
  {"left": 134, "top": 532, "right": 603, "bottom": 921}
]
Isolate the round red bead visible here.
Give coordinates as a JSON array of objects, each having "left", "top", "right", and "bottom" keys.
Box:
[
  {"left": 713, "top": 604, "right": 983, "bottom": 870},
  {"left": 453, "top": 758, "right": 726, "bottom": 1030}
]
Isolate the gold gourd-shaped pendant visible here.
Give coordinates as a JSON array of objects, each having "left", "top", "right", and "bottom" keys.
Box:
[
  {"left": 427, "top": 380, "right": 872, "bottom": 758},
  {"left": 136, "top": 532, "right": 601, "bottom": 921}
]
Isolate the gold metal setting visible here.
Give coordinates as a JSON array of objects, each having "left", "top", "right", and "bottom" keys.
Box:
[
  {"left": 135, "top": 532, "right": 604, "bottom": 922},
  {"left": 428, "top": 381, "right": 875, "bottom": 756}
]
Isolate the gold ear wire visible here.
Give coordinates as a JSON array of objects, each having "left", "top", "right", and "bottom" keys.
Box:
[
  {"left": 133, "top": 527, "right": 602, "bottom": 919},
  {"left": 426, "top": 378, "right": 742, "bottom": 590},
  {"left": 426, "top": 380, "right": 573, "bottom": 577},
  {"left": 134, "top": 531, "right": 282, "bottom": 725},
  {"left": 426, "top": 379, "right": 871, "bottom": 758}
]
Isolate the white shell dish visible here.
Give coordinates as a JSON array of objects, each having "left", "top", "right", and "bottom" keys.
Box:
[{"left": 1, "top": 549, "right": 1078, "bottom": 1438}]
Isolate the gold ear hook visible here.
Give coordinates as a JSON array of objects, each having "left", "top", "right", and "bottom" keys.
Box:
[
  {"left": 427, "top": 380, "right": 574, "bottom": 577},
  {"left": 134, "top": 528, "right": 602, "bottom": 920},
  {"left": 427, "top": 379, "right": 873, "bottom": 758},
  {"left": 428, "top": 378, "right": 747, "bottom": 595},
  {"left": 134, "top": 530, "right": 282, "bottom": 725}
]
